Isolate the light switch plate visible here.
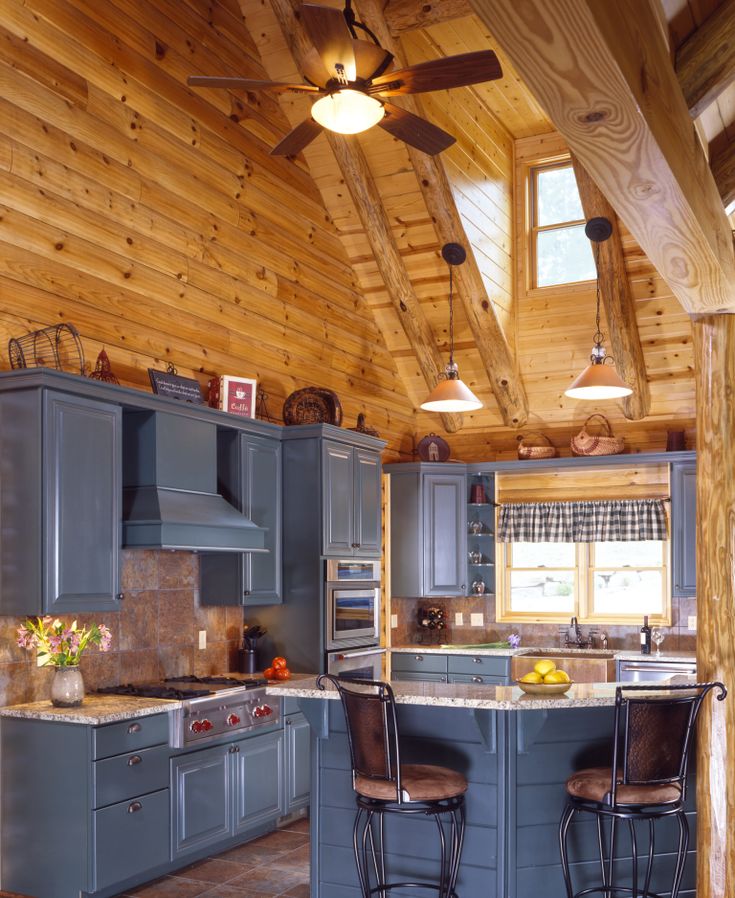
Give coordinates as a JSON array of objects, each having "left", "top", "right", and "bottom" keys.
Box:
[
  {"left": 198, "top": 629, "right": 207, "bottom": 650},
  {"left": 470, "top": 612, "right": 484, "bottom": 627},
  {"left": 390, "top": 614, "right": 398, "bottom": 629},
  {"left": 454, "top": 612, "right": 464, "bottom": 626},
  {"left": 688, "top": 616, "right": 697, "bottom": 631}
]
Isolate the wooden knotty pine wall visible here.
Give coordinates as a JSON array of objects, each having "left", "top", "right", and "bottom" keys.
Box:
[{"left": 0, "top": 0, "right": 416, "bottom": 458}]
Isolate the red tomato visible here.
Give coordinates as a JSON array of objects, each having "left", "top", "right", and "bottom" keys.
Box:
[
  {"left": 274, "top": 667, "right": 291, "bottom": 680},
  {"left": 263, "top": 667, "right": 275, "bottom": 680},
  {"left": 272, "top": 656, "right": 287, "bottom": 670}
]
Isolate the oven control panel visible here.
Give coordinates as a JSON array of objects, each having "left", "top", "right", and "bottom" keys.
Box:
[{"left": 179, "top": 691, "right": 280, "bottom": 746}]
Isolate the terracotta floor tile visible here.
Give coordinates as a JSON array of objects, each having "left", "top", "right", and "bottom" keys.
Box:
[
  {"left": 177, "top": 858, "right": 250, "bottom": 884},
  {"left": 125, "top": 874, "right": 210, "bottom": 897},
  {"left": 281, "top": 884, "right": 311, "bottom": 898},
  {"left": 279, "top": 817, "right": 309, "bottom": 833},
  {"left": 227, "top": 865, "right": 306, "bottom": 896},
  {"left": 250, "top": 831, "right": 309, "bottom": 852},
  {"left": 197, "top": 887, "right": 276, "bottom": 898},
  {"left": 270, "top": 844, "right": 309, "bottom": 873},
  {"left": 217, "top": 842, "right": 284, "bottom": 867}
]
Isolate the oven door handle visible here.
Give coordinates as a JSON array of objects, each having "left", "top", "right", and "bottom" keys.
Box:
[{"left": 334, "top": 648, "right": 386, "bottom": 660}]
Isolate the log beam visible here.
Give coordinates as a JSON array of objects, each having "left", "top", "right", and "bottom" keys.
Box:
[
  {"left": 469, "top": 0, "right": 735, "bottom": 314},
  {"left": 676, "top": 0, "right": 735, "bottom": 119},
  {"left": 570, "top": 154, "right": 651, "bottom": 421},
  {"left": 383, "top": 0, "right": 472, "bottom": 36},
  {"left": 693, "top": 313, "right": 735, "bottom": 898},
  {"left": 710, "top": 140, "right": 735, "bottom": 212},
  {"left": 358, "top": 0, "right": 528, "bottom": 428},
  {"left": 268, "top": 0, "right": 462, "bottom": 432}
]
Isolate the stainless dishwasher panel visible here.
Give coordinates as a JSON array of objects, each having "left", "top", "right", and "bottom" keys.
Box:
[{"left": 618, "top": 660, "right": 696, "bottom": 682}]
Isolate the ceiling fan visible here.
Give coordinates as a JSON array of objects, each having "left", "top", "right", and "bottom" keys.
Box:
[{"left": 187, "top": 1, "right": 503, "bottom": 157}]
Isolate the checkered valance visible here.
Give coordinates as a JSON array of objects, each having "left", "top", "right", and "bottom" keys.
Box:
[{"left": 497, "top": 499, "right": 668, "bottom": 543}]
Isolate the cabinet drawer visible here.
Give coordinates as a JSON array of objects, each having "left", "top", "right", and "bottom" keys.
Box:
[
  {"left": 93, "top": 714, "right": 169, "bottom": 760},
  {"left": 447, "top": 655, "right": 510, "bottom": 678},
  {"left": 93, "top": 744, "right": 170, "bottom": 808},
  {"left": 447, "top": 673, "right": 507, "bottom": 686},
  {"left": 92, "top": 788, "right": 169, "bottom": 892},
  {"left": 392, "top": 672, "right": 448, "bottom": 683},
  {"left": 391, "top": 653, "right": 448, "bottom": 674}
]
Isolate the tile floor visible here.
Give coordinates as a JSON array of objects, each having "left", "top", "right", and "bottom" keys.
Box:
[{"left": 116, "top": 817, "right": 310, "bottom": 898}]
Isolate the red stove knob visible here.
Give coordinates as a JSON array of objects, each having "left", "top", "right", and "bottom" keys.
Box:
[
  {"left": 226, "top": 713, "right": 241, "bottom": 727},
  {"left": 190, "top": 720, "right": 203, "bottom": 734},
  {"left": 253, "top": 704, "right": 273, "bottom": 719},
  {"left": 201, "top": 719, "right": 213, "bottom": 732}
]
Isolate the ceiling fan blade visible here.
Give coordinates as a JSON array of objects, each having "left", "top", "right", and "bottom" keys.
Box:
[
  {"left": 188, "top": 76, "right": 319, "bottom": 93},
  {"left": 369, "top": 50, "right": 502, "bottom": 97},
  {"left": 271, "top": 118, "right": 324, "bottom": 156},
  {"left": 353, "top": 40, "right": 393, "bottom": 81},
  {"left": 301, "top": 3, "right": 357, "bottom": 82},
  {"left": 378, "top": 103, "right": 456, "bottom": 155}
]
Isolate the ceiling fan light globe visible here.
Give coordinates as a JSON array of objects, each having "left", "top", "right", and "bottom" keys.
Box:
[
  {"left": 420, "top": 376, "right": 483, "bottom": 413},
  {"left": 311, "top": 90, "right": 384, "bottom": 135},
  {"left": 564, "top": 362, "right": 633, "bottom": 400}
]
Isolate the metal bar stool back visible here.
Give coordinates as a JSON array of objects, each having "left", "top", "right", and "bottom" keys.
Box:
[
  {"left": 559, "top": 681, "right": 727, "bottom": 898},
  {"left": 317, "top": 674, "right": 467, "bottom": 897}
]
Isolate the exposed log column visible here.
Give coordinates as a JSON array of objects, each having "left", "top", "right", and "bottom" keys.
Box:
[
  {"left": 358, "top": 0, "right": 528, "bottom": 429},
  {"left": 570, "top": 154, "right": 650, "bottom": 420},
  {"left": 692, "top": 314, "right": 735, "bottom": 898},
  {"left": 268, "top": 0, "right": 462, "bottom": 433},
  {"left": 676, "top": 0, "right": 735, "bottom": 118},
  {"left": 469, "top": 0, "right": 735, "bottom": 314}
]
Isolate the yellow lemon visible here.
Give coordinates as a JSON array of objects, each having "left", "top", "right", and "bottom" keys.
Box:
[
  {"left": 554, "top": 669, "right": 571, "bottom": 683},
  {"left": 519, "top": 671, "right": 543, "bottom": 684},
  {"left": 533, "top": 659, "right": 557, "bottom": 677},
  {"left": 543, "top": 670, "right": 569, "bottom": 684}
]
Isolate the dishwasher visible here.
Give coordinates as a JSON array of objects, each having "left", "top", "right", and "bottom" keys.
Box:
[{"left": 618, "top": 659, "right": 697, "bottom": 682}]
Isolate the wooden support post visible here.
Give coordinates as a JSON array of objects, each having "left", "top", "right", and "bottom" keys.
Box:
[
  {"left": 383, "top": 0, "right": 472, "bottom": 36},
  {"left": 676, "top": 0, "right": 735, "bottom": 118},
  {"left": 570, "top": 154, "right": 651, "bottom": 420},
  {"left": 692, "top": 313, "right": 735, "bottom": 898},
  {"left": 267, "top": 0, "right": 462, "bottom": 433},
  {"left": 358, "top": 0, "right": 528, "bottom": 429}
]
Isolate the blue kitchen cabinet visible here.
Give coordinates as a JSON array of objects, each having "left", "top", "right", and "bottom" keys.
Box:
[
  {"left": 201, "top": 431, "right": 283, "bottom": 606},
  {"left": 285, "top": 713, "right": 311, "bottom": 814},
  {"left": 322, "top": 439, "right": 382, "bottom": 557},
  {"left": 0, "top": 388, "right": 122, "bottom": 615},
  {"left": 234, "top": 729, "right": 284, "bottom": 832},
  {"left": 671, "top": 461, "right": 696, "bottom": 597}
]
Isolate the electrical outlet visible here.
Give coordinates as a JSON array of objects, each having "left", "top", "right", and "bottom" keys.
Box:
[
  {"left": 198, "top": 629, "right": 207, "bottom": 650},
  {"left": 470, "top": 612, "right": 484, "bottom": 628},
  {"left": 455, "top": 612, "right": 464, "bottom": 626},
  {"left": 688, "top": 616, "right": 697, "bottom": 631},
  {"left": 390, "top": 614, "right": 398, "bottom": 629}
]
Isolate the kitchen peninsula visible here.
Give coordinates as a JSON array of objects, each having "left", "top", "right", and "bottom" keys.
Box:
[{"left": 267, "top": 676, "right": 697, "bottom": 898}]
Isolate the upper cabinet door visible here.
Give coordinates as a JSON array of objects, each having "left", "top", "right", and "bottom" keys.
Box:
[
  {"left": 422, "top": 473, "right": 467, "bottom": 597},
  {"left": 354, "top": 449, "right": 382, "bottom": 557},
  {"left": 322, "top": 440, "right": 355, "bottom": 556},
  {"left": 44, "top": 392, "right": 122, "bottom": 613},
  {"left": 243, "top": 436, "right": 282, "bottom": 604},
  {"left": 672, "top": 462, "right": 696, "bottom": 597}
]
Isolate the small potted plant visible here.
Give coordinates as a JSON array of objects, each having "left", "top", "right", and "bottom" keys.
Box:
[{"left": 17, "top": 616, "right": 112, "bottom": 707}]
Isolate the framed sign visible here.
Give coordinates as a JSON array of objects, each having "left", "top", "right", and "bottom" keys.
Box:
[
  {"left": 215, "top": 375, "right": 257, "bottom": 418},
  {"left": 148, "top": 368, "right": 204, "bottom": 404}
]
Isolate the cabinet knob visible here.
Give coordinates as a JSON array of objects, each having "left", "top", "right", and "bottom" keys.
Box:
[
  {"left": 473, "top": 657, "right": 482, "bottom": 664},
  {"left": 460, "top": 584, "right": 466, "bottom": 591},
  {"left": 127, "top": 801, "right": 143, "bottom": 814},
  {"left": 472, "top": 676, "right": 483, "bottom": 683},
  {"left": 351, "top": 542, "right": 359, "bottom": 549},
  {"left": 127, "top": 755, "right": 142, "bottom": 766},
  {"left": 414, "top": 654, "right": 423, "bottom": 661},
  {"left": 229, "top": 744, "right": 240, "bottom": 753},
  {"left": 243, "top": 590, "right": 251, "bottom": 596},
  {"left": 116, "top": 593, "right": 125, "bottom": 602},
  {"left": 127, "top": 723, "right": 141, "bottom": 735}
]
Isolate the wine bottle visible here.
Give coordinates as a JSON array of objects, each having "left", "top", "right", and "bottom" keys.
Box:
[{"left": 640, "top": 615, "right": 652, "bottom": 655}]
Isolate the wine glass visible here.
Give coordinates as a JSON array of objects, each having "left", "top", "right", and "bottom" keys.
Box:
[{"left": 651, "top": 628, "right": 664, "bottom": 656}]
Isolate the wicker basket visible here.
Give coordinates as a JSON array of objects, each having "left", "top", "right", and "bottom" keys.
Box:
[
  {"left": 571, "top": 414, "right": 624, "bottom": 457},
  {"left": 283, "top": 387, "right": 343, "bottom": 426},
  {"left": 517, "top": 432, "right": 557, "bottom": 460}
]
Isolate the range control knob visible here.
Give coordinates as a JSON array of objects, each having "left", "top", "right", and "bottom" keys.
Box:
[
  {"left": 190, "top": 720, "right": 203, "bottom": 734},
  {"left": 252, "top": 704, "right": 273, "bottom": 719},
  {"left": 201, "top": 719, "right": 213, "bottom": 732},
  {"left": 226, "top": 713, "right": 241, "bottom": 727}
]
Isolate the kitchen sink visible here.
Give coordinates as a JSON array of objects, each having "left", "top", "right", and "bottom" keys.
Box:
[{"left": 512, "top": 649, "right": 617, "bottom": 683}]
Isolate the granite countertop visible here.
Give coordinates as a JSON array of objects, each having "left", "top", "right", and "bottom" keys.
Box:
[
  {"left": 0, "top": 695, "right": 182, "bottom": 725},
  {"left": 391, "top": 645, "right": 696, "bottom": 663},
  {"left": 266, "top": 676, "right": 695, "bottom": 711}
]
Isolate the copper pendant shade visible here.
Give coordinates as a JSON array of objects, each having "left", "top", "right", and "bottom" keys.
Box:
[
  {"left": 420, "top": 244, "right": 483, "bottom": 414},
  {"left": 564, "top": 218, "right": 632, "bottom": 402}
]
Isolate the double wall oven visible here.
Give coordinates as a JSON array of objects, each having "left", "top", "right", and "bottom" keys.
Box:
[{"left": 325, "top": 559, "right": 384, "bottom": 678}]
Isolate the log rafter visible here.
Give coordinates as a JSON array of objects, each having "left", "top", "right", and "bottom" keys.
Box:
[
  {"left": 383, "top": 0, "right": 472, "bottom": 36},
  {"left": 676, "top": 0, "right": 735, "bottom": 119},
  {"left": 358, "top": 0, "right": 528, "bottom": 428},
  {"left": 570, "top": 153, "right": 651, "bottom": 421},
  {"left": 267, "top": 0, "right": 462, "bottom": 432}
]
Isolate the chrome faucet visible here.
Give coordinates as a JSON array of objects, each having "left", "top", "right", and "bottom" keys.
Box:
[{"left": 566, "top": 617, "right": 584, "bottom": 647}]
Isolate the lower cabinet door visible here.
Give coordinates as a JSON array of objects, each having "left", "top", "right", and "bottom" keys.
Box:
[
  {"left": 233, "top": 729, "right": 284, "bottom": 834},
  {"left": 286, "top": 714, "right": 311, "bottom": 813},
  {"left": 93, "top": 788, "right": 169, "bottom": 891},
  {"left": 171, "top": 744, "right": 231, "bottom": 860}
]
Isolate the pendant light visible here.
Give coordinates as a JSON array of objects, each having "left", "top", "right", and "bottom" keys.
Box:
[
  {"left": 311, "top": 89, "right": 385, "bottom": 135},
  {"left": 564, "top": 217, "right": 633, "bottom": 401},
  {"left": 420, "top": 243, "right": 483, "bottom": 413}
]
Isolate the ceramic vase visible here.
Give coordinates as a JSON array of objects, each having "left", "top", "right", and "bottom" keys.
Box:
[{"left": 50, "top": 665, "right": 85, "bottom": 708}]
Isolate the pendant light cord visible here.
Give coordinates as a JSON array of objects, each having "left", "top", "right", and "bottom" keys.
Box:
[
  {"left": 448, "top": 263, "right": 455, "bottom": 368},
  {"left": 593, "top": 240, "right": 604, "bottom": 349}
]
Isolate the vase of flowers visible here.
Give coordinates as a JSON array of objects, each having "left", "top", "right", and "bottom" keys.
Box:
[{"left": 17, "top": 617, "right": 112, "bottom": 707}]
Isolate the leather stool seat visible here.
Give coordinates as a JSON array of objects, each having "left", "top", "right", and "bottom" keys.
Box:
[
  {"left": 356, "top": 763, "right": 468, "bottom": 802},
  {"left": 566, "top": 766, "right": 682, "bottom": 806}
]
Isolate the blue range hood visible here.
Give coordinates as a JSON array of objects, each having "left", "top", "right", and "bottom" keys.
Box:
[{"left": 122, "top": 411, "right": 267, "bottom": 553}]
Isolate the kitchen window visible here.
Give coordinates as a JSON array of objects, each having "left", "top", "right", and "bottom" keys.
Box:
[{"left": 530, "top": 161, "right": 596, "bottom": 288}]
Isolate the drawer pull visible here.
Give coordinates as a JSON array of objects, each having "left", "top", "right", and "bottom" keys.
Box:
[
  {"left": 229, "top": 744, "right": 240, "bottom": 754},
  {"left": 473, "top": 657, "right": 482, "bottom": 663},
  {"left": 472, "top": 676, "right": 483, "bottom": 684},
  {"left": 414, "top": 655, "right": 423, "bottom": 661},
  {"left": 127, "top": 755, "right": 143, "bottom": 766},
  {"left": 127, "top": 801, "right": 143, "bottom": 814},
  {"left": 127, "top": 723, "right": 142, "bottom": 735}
]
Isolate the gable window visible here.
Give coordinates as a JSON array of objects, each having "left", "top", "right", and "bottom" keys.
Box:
[{"left": 531, "top": 161, "right": 596, "bottom": 288}]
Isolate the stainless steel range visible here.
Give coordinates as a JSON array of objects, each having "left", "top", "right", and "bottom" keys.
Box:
[{"left": 97, "top": 675, "right": 279, "bottom": 748}]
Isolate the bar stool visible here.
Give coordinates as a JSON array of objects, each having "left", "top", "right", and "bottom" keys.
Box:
[
  {"left": 559, "top": 681, "right": 726, "bottom": 898},
  {"left": 317, "top": 673, "right": 467, "bottom": 898}
]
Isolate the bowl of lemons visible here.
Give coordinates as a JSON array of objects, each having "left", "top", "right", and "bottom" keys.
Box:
[{"left": 516, "top": 659, "right": 572, "bottom": 695}]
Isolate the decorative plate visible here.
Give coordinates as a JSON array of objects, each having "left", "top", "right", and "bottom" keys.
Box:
[
  {"left": 516, "top": 680, "right": 572, "bottom": 696},
  {"left": 283, "top": 387, "right": 343, "bottom": 426},
  {"left": 417, "top": 433, "right": 450, "bottom": 462}
]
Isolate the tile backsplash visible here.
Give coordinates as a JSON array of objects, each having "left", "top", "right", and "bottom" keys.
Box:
[
  {"left": 391, "top": 593, "right": 697, "bottom": 652},
  {"left": 0, "top": 550, "right": 244, "bottom": 707}
]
